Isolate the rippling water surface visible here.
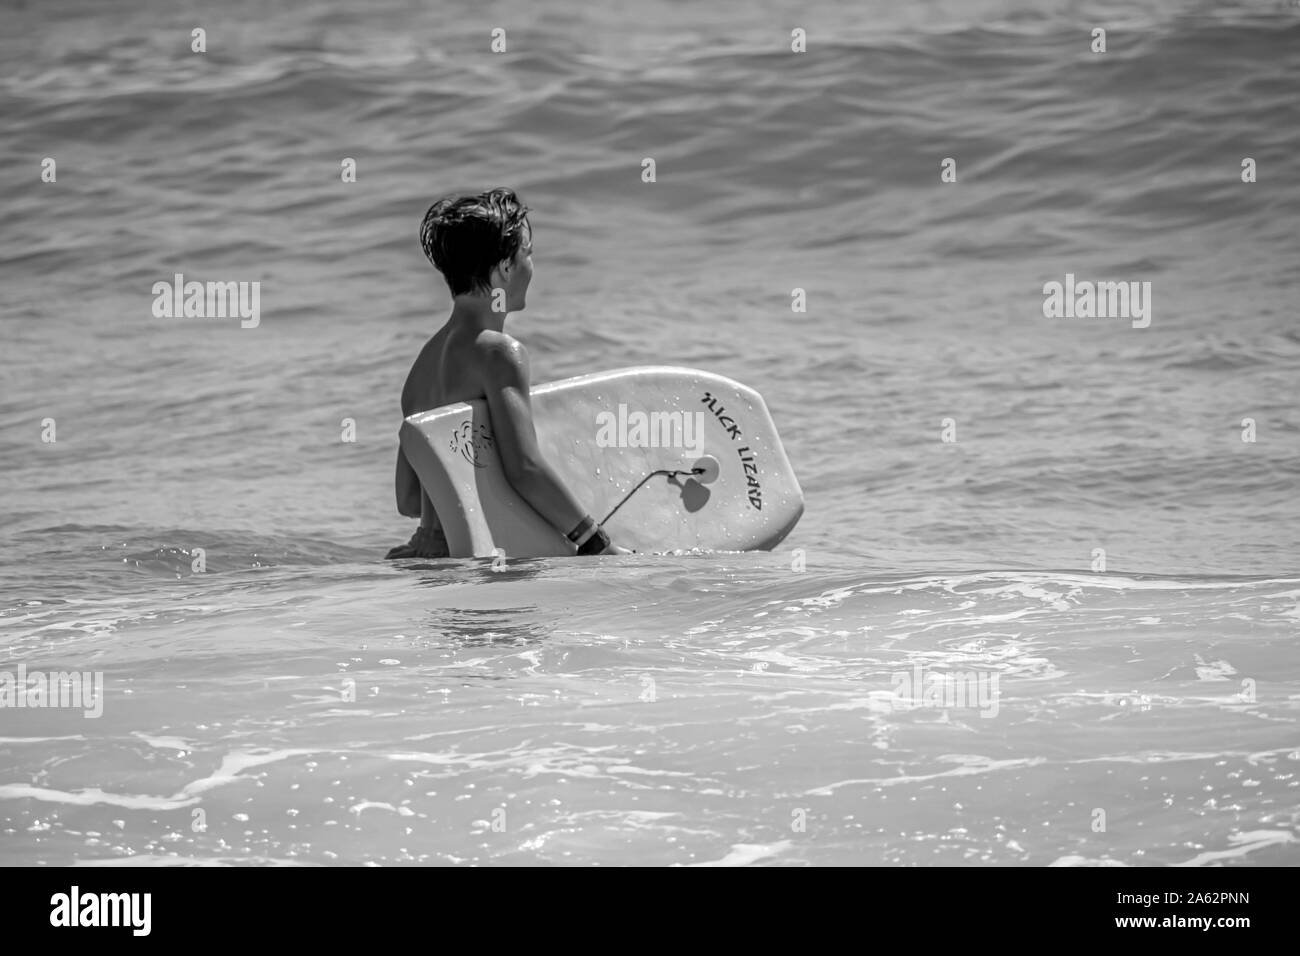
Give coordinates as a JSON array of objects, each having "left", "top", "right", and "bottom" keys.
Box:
[{"left": 1, "top": 0, "right": 1298, "bottom": 865}]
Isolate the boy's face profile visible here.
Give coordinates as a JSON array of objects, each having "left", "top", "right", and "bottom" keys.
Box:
[{"left": 491, "top": 219, "right": 533, "bottom": 313}]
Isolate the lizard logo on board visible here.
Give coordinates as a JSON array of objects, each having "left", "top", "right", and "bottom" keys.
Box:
[{"left": 449, "top": 421, "right": 494, "bottom": 468}]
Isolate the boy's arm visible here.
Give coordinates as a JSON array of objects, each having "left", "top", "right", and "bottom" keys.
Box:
[
  {"left": 481, "top": 338, "right": 625, "bottom": 552},
  {"left": 394, "top": 445, "right": 422, "bottom": 518}
]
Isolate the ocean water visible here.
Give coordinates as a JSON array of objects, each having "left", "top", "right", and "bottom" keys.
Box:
[{"left": 1, "top": 0, "right": 1298, "bottom": 865}]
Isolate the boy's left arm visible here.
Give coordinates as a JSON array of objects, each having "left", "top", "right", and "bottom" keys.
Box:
[{"left": 395, "top": 445, "right": 422, "bottom": 517}]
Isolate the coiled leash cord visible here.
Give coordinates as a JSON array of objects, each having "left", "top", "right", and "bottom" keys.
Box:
[{"left": 599, "top": 466, "right": 706, "bottom": 528}]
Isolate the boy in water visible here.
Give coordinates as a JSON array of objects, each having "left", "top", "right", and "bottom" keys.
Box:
[{"left": 387, "top": 187, "right": 630, "bottom": 558}]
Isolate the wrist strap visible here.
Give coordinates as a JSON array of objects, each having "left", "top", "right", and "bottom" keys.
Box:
[
  {"left": 576, "top": 527, "right": 610, "bottom": 556},
  {"left": 566, "top": 515, "right": 595, "bottom": 544}
]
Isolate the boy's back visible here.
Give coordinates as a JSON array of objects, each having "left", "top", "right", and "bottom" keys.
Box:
[
  {"left": 390, "top": 322, "right": 521, "bottom": 558},
  {"left": 400, "top": 322, "right": 513, "bottom": 417}
]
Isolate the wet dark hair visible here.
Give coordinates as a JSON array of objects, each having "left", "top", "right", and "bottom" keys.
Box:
[{"left": 419, "top": 187, "right": 531, "bottom": 296}]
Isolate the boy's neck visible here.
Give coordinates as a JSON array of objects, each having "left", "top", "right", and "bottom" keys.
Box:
[{"left": 448, "top": 296, "right": 506, "bottom": 333}]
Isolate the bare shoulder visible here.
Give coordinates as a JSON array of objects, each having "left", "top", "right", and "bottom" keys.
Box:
[
  {"left": 476, "top": 330, "right": 529, "bottom": 383},
  {"left": 476, "top": 329, "right": 526, "bottom": 360}
]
